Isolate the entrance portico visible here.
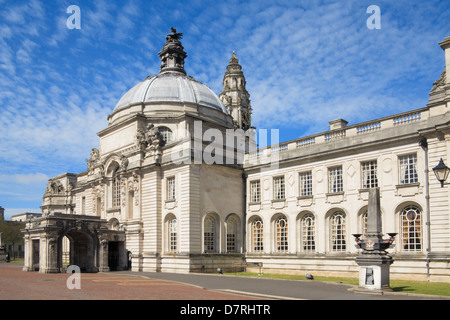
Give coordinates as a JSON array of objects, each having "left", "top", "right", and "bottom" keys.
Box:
[{"left": 22, "top": 213, "right": 127, "bottom": 273}]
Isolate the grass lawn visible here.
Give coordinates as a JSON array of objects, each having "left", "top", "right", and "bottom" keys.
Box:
[{"left": 226, "top": 272, "right": 450, "bottom": 297}]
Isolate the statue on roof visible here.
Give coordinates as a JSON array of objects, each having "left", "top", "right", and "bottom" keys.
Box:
[{"left": 167, "top": 27, "right": 183, "bottom": 41}]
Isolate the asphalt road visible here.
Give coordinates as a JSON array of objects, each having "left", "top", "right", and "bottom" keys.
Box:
[{"left": 115, "top": 270, "right": 445, "bottom": 300}]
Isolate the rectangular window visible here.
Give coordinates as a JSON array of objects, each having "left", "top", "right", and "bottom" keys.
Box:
[
  {"left": 328, "top": 166, "right": 343, "bottom": 193},
  {"left": 250, "top": 180, "right": 261, "bottom": 203},
  {"left": 81, "top": 196, "right": 86, "bottom": 215},
  {"left": 299, "top": 171, "right": 312, "bottom": 197},
  {"left": 399, "top": 154, "right": 418, "bottom": 184},
  {"left": 362, "top": 161, "right": 378, "bottom": 189},
  {"left": 227, "top": 234, "right": 236, "bottom": 252},
  {"left": 167, "top": 177, "right": 176, "bottom": 200},
  {"left": 273, "top": 176, "right": 285, "bottom": 200}
]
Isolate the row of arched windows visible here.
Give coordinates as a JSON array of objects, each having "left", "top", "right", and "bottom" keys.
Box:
[
  {"left": 165, "top": 213, "right": 241, "bottom": 253},
  {"left": 163, "top": 204, "right": 423, "bottom": 254},
  {"left": 248, "top": 204, "right": 423, "bottom": 253}
]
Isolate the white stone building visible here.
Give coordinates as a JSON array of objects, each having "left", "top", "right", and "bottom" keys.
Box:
[{"left": 23, "top": 30, "right": 450, "bottom": 282}]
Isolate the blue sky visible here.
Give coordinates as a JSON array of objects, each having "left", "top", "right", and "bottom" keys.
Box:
[{"left": 0, "top": 0, "right": 449, "bottom": 219}]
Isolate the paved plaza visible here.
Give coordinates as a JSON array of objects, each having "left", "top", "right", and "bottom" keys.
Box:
[{"left": 2, "top": 263, "right": 449, "bottom": 302}]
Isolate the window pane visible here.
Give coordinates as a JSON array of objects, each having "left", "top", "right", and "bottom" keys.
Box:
[
  {"left": 167, "top": 177, "right": 176, "bottom": 200},
  {"left": 159, "top": 127, "right": 173, "bottom": 144},
  {"left": 362, "top": 161, "right": 378, "bottom": 189},
  {"left": 401, "top": 205, "right": 422, "bottom": 251},
  {"left": 112, "top": 169, "right": 121, "bottom": 207},
  {"left": 227, "top": 219, "right": 237, "bottom": 252},
  {"left": 252, "top": 218, "right": 264, "bottom": 252},
  {"left": 274, "top": 176, "right": 285, "bottom": 200},
  {"left": 169, "top": 218, "right": 177, "bottom": 251},
  {"left": 299, "top": 172, "right": 312, "bottom": 196},
  {"left": 276, "top": 216, "right": 288, "bottom": 252},
  {"left": 204, "top": 217, "right": 215, "bottom": 252},
  {"left": 330, "top": 212, "right": 346, "bottom": 251},
  {"left": 301, "top": 213, "right": 315, "bottom": 252},
  {"left": 328, "top": 167, "right": 343, "bottom": 193},
  {"left": 399, "top": 154, "right": 418, "bottom": 184},
  {"left": 250, "top": 180, "right": 261, "bottom": 202}
]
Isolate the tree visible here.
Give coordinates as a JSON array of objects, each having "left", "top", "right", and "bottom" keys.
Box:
[{"left": 0, "top": 220, "right": 25, "bottom": 259}]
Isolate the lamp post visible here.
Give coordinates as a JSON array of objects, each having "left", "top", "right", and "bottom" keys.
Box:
[{"left": 432, "top": 158, "right": 450, "bottom": 187}]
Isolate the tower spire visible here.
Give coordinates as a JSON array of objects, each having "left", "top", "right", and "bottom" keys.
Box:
[
  {"left": 219, "top": 51, "right": 252, "bottom": 130},
  {"left": 158, "top": 27, "right": 187, "bottom": 75}
]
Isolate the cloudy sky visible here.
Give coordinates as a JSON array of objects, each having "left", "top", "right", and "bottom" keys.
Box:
[{"left": 0, "top": 0, "right": 449, "bottom": 218}]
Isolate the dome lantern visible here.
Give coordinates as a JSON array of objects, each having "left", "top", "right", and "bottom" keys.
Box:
[{"left": 158, "top": 27, "right": 187, "bottom": 75}]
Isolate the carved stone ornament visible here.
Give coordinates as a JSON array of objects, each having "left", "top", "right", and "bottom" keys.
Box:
[
  {"left": 141, "top": 123, "right": 163, "bottom": 161},
  {"left": 100, "top": 239, "right": 108, "bottom": 249},
  {"left": 92, "top": 185, "right": 105, "bottom": 213},
  {"left": 45, "top": 180, "right": 65, "bottom": 195},
  {"left": 119, "top": 155, "right": 129, "bottom": 172},
  {"left": 48, "top": 238, "right": 57, "bottom": 254},
  {"left": 87, "top": 148, "right": 100, "bottom": 175},
  {"left": 128, "top": 172, "right": 140, "bottom": 206}
]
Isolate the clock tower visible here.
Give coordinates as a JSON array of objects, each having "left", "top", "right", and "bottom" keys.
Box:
[{"left": 220, "top": 52, "right": 252, "bottom": 130}]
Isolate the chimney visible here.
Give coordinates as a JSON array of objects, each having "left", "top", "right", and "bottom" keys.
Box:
[
  {"left": 329, "top": 118, "right": 348, "bottom": 130},
  {"left": 439, "top": 37, "right": 450, "bottom": 84}
]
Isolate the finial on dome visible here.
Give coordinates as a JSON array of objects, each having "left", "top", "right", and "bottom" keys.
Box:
[
  {"left": 158, "top": 27, "right": 187, "bottom": 75},
  {"left": 230, "top": 51, "right": 239, "bottom": 64}
]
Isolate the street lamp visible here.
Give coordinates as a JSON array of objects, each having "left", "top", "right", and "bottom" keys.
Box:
[{"left": 432, "top": 158, "right": 450, "bottom": 187}]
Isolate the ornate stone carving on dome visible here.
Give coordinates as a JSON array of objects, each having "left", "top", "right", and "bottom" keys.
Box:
[
  {"left": 135, "top": 123, "right": 163, "bottom": 162},
  {"left": 146, "top": 123, "right": 163, "bottom": 162},
  {"left": 135, "top": 127, "right": 147, "bottom": 151}
]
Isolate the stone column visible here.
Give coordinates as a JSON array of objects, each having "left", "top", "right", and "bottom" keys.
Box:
[
  {"left": 22, "top": 233, "right": 33, "bottom": 272},
  {"left": 98, "top": 238, "right": 110, "bottom": 272},
  {"left": 39, "top": 234, "right": 59, "bottom": 273}
]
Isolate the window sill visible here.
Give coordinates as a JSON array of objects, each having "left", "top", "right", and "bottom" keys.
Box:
[
  {"left": 395, "top": 183, "right": 420, "bottom": 197},
  {"left": 297, "top": 195, "right": 314, "bottom": 207},
  {"left": 325, "top": 192, "right": 344, "bottom": 204},
  {"left": 395, "top": 182, "right": 420, "bottom": 188},
  {"left": 165, "top": 199, "right": 177, "bottom": 209},
  {"left": 271, "top": 199, "right": 286, "bottom": 209}
]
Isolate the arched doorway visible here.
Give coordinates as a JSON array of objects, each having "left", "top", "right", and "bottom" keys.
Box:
[
  {"left": 23, "top": 213, "right": 127, "bottom": 273},
  {"left": 62, "top": 229, "right": 96, "bottom": 272}
]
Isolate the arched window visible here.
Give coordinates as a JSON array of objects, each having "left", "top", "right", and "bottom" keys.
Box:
[
  {"left": 226, "top": 218, "right": 237, "bottom": 252},
  {"left": 401, "top": 205, "right": 422, "bottom": 252},
  {"left": 301, "top": 213, "right": 315, "bottom": 252},
  {"left": 251, "top": 217, "right": 264, "bottom": 252},
  {"left": 275, "top": 215, "right": 288, "bottom": 252},
  {"left": 169, "top": 217, "right": 177, "bottom": 252},
  {"left": 159, "top": 127, "right": 173, "bottom": 145},
  {"left": 362, "top": 210, "right": 368, "bottom": 235},
  {"left": 112, "top": 168, "right": 121, "bottom": 207},
  {"left": 330, "top": 212, "right": 346, "bottom": 252},
  {"left": 204, "top": 216, "right": 216, "bottom": 252}
]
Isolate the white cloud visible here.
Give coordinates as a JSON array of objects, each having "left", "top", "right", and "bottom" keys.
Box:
[{"left": 0, "top": 173, "right": 49, "bottom": 185}]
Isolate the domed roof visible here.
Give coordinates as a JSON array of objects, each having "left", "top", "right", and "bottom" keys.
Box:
[
  {"left": 108, "top": 28, "right": 230, "bottom": 126},
  {"left": 113, "top": 73, "right": 228, "bottom": 114}
]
